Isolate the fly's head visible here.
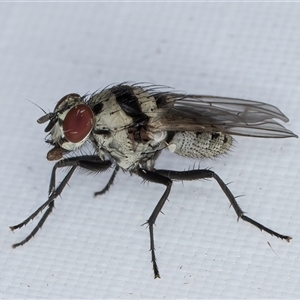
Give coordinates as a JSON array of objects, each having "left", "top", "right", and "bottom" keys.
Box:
[{"left": 37, "top": 93, "right": 94, "bottom": 161}]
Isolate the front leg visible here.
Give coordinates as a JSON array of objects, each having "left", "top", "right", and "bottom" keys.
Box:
[{"left": 10, "top": 155, "right": 112, "bottom": 248}]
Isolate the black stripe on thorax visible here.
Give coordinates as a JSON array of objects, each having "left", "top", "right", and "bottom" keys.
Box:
[
  {"left": 153, "top": 93, "right": 168, "bottom": 108},
  {"left": 111, "top": 85, "right": 149, "bottom": 125},
  {"left": 92, "top": 102, "right": 104, "bottom": 115}
]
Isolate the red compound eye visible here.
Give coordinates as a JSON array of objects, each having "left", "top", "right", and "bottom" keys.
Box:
[{"left": 63, "top": 104, "right": 94, "bottom": 143}]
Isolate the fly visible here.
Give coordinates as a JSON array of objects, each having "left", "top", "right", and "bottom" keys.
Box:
[{"left": 10, "top": 83, "right": 298, "bottom": 278}]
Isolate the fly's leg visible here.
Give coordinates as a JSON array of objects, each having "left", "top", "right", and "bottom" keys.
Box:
[
  {"left": 10, "top": 166, "right": 76, "bottom": 248},
  {"left": 137, "top": 168, "right": 172, "bottom": 279},
  {"left": 94, "top": 165, "right": 120, "bottom": 197},
  {"left": 156, "top": 168, "right": 292, "bottom": 242},
  {"left": 10, "top": 156, "right": 112, "bottom": 248}
]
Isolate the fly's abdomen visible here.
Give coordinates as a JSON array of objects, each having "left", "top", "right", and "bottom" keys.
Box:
[{"left": 167, "top": 131, "right": 233, "bottom": 159}]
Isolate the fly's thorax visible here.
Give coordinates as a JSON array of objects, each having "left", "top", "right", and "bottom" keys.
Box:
[
  {"left": 90, "top": 128, "right": 166, "bottom": 170},
  {"left": 87, "top": 85, "right": 168, "bottom": 170},
  {"left": 167, "top": 131, "right": 233, "bottom": 159},
  {"left": 91, "top": 124, "right": 167, "bottom": 170},
  {"left": 88, "top": 85, "right": 163, "bottom": 131}
]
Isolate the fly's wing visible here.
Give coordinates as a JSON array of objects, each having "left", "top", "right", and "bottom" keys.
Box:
[{"left": 149, "top": 92, "right": 297, "bottom": 138}]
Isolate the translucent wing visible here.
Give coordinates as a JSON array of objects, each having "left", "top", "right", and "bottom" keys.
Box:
[{"left": 150, "top": 92, "right": 297, "bottom": 138}]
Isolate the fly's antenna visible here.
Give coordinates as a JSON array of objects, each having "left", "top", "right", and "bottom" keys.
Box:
[
  {"left": 26, "top": 99, "right": 48, "bottom": 115},
  {"left": 25, "top": 99, "right": 56, "bottom": 127}
]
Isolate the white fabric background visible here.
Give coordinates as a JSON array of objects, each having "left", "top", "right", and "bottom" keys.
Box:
[{"left": 0, "top": 2, "right": 299, "bottom": 299}]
